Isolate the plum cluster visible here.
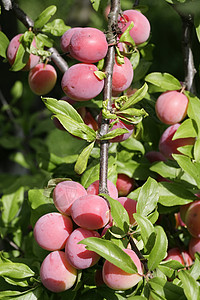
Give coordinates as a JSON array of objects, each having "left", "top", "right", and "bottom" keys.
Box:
[{"left": 33, "top": 179, "right": 140, "bottom": 292}]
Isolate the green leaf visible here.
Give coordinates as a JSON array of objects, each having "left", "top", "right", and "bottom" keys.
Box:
[
  {"left": 134, "top": 213, "right": 155, "bottom": 252},
  {"left": 1, "top": 187, "right": 24, "bottom": 224},
  {"left": 42, "top": 97, "right": 84, "bottom": 123},
  {"left": 34, "top": 5, "right": 57, "bottom": 29},
  {"left": 178, "top": 270, "right": 200, "bottom": 300},
  {"left": 194, "top": 138, "right": 200, "bottom": 162},
  {"left": 0, "top": 31, "right": 9, "bottom": 58},
  {"left": 120, "top": 136, "right": 145, "bottom": 154},
  {"left": 0, "top": 259, "right": 35, "bottom": 279},
  {"left": 158, "top": 181, "right": 195, "bottom": 206},
  {"left": 74, "top": 141, "right": 95, "bottom": 175},
  {"left": 194, "top": 13, "right": 200, "bottom": 43},
  {"left": 150, "top": 161, "right": 180, "bottom": 180},
  {"left": 42, "top": 19, "right": 70, "bottom": 36},
  {"left": 79, "top": 238, "right": 138, "bottom": 274},
  {"left": 120, "top": 83, "right": 148, "bottom": 110},
  {"left": 35, "top": 33, "right": 54, "bottom": 48},
  {"left": 172, "top": 118, "right": 197, "bottom": 140},
  {"left": 90, "top": 0, "right": 100, "bottom": 11},
  {"left": 54, "top": 114, "right": 96, "bottom": 142},
  {"left": 100, "top": 194, "right": 129, "bottom": 232},
  {"left": 117, "top": 108, "right": 148, "bottom": 125},
  {"left": 148, "top": 226, "right": 168, "bottom": 270},
  {"left": 145, "top": 72, "right": 182, "bottom": 91},
  {"left": 186, "top": 91, "right": 200, "bottom": 138},
  {"left": 9, "top": 43, "right": 27, "bottom": 71},
  {"left": 99, "top": 128, "right": 129, "bottom": 140},
  {"left": 130, "top": 51, "right": 140, "bottom": 70},
  {"left": 136, "top": 177, "right": 159, "bottom": 217},
  {"left": 119, "top": 22, "right": 135, "bottom": 47},
  {"left": 94, "top": 70, "right": 107, "bottom": 80},
  {"left": 173, "top": 154, "right": 200, "bottom": 189}
]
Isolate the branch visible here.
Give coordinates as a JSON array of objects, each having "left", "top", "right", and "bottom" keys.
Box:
[
  {"left": 133, "top": 0, "right": 140, "bottom": 7},
  {"left": 172, "top": 5, "right": 196, "bottom": 93},
  {"left": 98, "top": 0, "right": 121, "bottom": 195},
  {"left": 1, "top": 0, "right": 68, "bottom": 73}
]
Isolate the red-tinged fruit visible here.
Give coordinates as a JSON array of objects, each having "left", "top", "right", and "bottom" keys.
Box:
[
  {"left": 155, "top": 91, "right": 188, "bottom": 125},
  {"left": 60, "top": 27, "right": 82, "bottom": 53},
  {"left": 189, "top": 237, "right": 200, "bottom": 260},
  {"left": 117, "top": 197, "right": 137, "bottom": 225},
  {"left": 7, "top": 33, "right": 39, "bottom": 71},
  {"left": 118, "top": 10, "right": 150, "bottom": 45},
  {"left": 145, "top": 151, "right": 167, "bottom": 163},
  {"left": 159, "top": 123, "right": 195, "bottom": 160},
  {"left": 102, "top": 248, "right": 143, "bottom": 290},
  {"left": 28, "top": 63, "right": 57, "bottom": 95},
  {"left": 112, "top": 56, "right": 133, "bottom": 94},
  {"left": 164, "top": 248, "right": 193, "bottom": 267},
  {"left": 69, "top": 27, "right": 108, "bottom": 63},
  {"left": 61, "top": 63, "right": 104, "bottom": 101},
  {"left": 116, "top": 173, "right": 135, "bottom": 196},
  {"left": 53, "top": 180, "right": 87, "bottom": 216},
  {"left": 71, "top": 195, "right": 110, "bottom": 230},
  {"left": 33, "top": 212, "right": 73, "bottom": 251},
  {"left": 40, "top": 251, "right": 77, "bottom": 293},
  {"left": 184, "top": 200, "right": 200, "bottom": 238},
  {"left": 65, "top": 227, "right": 100, "bottom": 269},
  {"left": 87, "top": 179, "right": 118, "bottom": 199}
]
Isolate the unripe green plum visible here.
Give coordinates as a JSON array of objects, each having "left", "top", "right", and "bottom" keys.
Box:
[
  {"left": 33, "top": 212, "right": 73, "bottom": 251},
  {"left": 69, "top": 27, "right": 108, "bottom": 63},
  {"left": 116, "top": 174, "right": 135, "bottom": 196},
  {"left": 40, "top": 251, "right": 77, "bottom": 292},
  {"left": 118, "top": 10, "right": 151, "bottom": 45},
  {"left": 71, "top": 194, "right": 110, "bottom": 230},
  {"left": 102, "top": 248, "right": 143, "bottom": 290},
  {"left": 61, "top": 63, "right": 104, "bottom": 101},
  {"left": 53, "top": 180, "right": 87, "bottom": 216},
  {"left": 65, "top": 227, "right": 100, "bottom": 269},
  {"left": 7, "top": 33, "right": 39, "bottom": 71},
  {"left": 28, "top": 63, "right": 57, "bottom": 95},
  {"left": 155, "top": 91, "right": 188, "bottom": 125}
]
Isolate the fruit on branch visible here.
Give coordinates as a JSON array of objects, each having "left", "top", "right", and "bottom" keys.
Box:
[
  {"left": 164, "top": 248, "right": 193, "bottom": 267},
  {"left": 28, "top": 63, "right": 57, "bottom": 95},
  {"left": 71, "top": 194, "right": 110, "bottom": 230},
  {"left": 159, "top": 123, "right": 195, "bottom": 160},
  {"left": 40, "top": 251, "right": 77, "bottom": 293},
  {"left": 116, "top": 173, "right": 135, "bottom": 196},
  {"left": 117, "top": 197, "right": 137, "bottom": 225},
  {"left": 68, "top": 27, "right": 108, "bottom": 63},
  {"left": 60, "top": 27, "right": 82, "bottom": 53},
  {"left": 61, "top": 63, "right": 104, "bottom": 101},
  {"left": 179, "top": 203, "right": 191, "bottom": 224},
  {"left": 87, "top": 179, "right": 118, "bottom": 199},
  {"left": 53, "top": 180, "right": 87, "bottom": 216},
  {"left": 145, "top": 151, "right": 167, "bottom": 163},
  {"left": 175, "top": 212, "right": 186, "bottom": 228},
  {"left": 65, "top": 227, "right": 100, "bottom": 269},
  {"left": 112, "top": 56, "right": 134, "bottom": 94},
  {"left": 189, "top": 237, "right": 200, "bottom": 260},
  {"left": 118, "top": 10, "right": 151, "bottom": 45},
  {"left": 7, "top": 33, "right": 40, "bottom": 71},
  {"left": 110, "top": 119, "right": 134, "bottom": 143},
  {"left": 184, "top": 200, "right": 200, "bottom": 238},
  {"left": 102, "top": 248, "right": 143, "bottom": 290},
  {"left": 33, "top": 212, "right": 73, "bottom": 251},
  {"left": 155, "top": 91, "right": 188, "bottom": 125}
]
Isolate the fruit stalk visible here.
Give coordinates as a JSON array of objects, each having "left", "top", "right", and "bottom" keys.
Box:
[{"left": 98, "top": 0, "right": 121, "bottom": 195}]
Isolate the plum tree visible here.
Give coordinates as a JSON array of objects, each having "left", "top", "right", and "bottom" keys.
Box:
[
  {"left": 184, "top": 200, "right": 200, "bottom": 238},
  {"left": 102, "top": 248, "right": 143, "bottom": 290},
  {"left": 28, "top": 63, "right": 57, "bottom": 95},
  {"left": 65, "top": 227, "right": 100, "bottom": 269},
  {"left": 70, "top": 194, "right": 110, "bottom": 230},
  {"left": 87, "top": 179, "right": 118, "bottom": 199},
  {"left": 7, "top": 33, "right": 39, "bottom": 70},
  {"left": 155, "top": 91, "right": 188, "bottom": 125},
  {"left": 189, "top": 237, "right": 200, "bottom": 259},
  {"left": 116, "top": 173, "right": 135, "bottom": 196},
  {"left": 118, "top": 10, "right": 151, "bottom": 45},
  {"left": 61, "top": 63, "right": 104, "bottom": 101},
  {"left": 164, "top": 248, "right": 193, "bottom": 267},
  {"left": 33, "top": 212, "right": 73, "bottom": 251},
  {"left": 159, "top": 123, "right": 195, "bottom": 159},
  {"left": 40, "top": 251, "right": 77, "bottom": 293},
  {"left": 53, "top": 180, "right": 87, "bottom": 216},
  {"left": 112, "top": 56, "right": 133, "bottom": 94},
  {"left": 117, "top": 197, "right": 137, "bottom": 224},
  {"left": 68, "top": 27, "right": 108, "bottom": 63}
]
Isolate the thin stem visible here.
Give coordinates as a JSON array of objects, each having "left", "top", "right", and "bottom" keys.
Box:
[
  {"left": 133, "top": 0, "right": 140, "bottom": 7},
  {"left": 98, "top": 0, "right": 121, "bottom": 195}
]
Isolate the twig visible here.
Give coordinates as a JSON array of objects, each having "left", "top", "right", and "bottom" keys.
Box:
[
  {"left": 98, "top": 0, "right": 121, "bottom": 195},
  {"left": 133, "top": 0, "right": 140, "bottom": 7}
]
